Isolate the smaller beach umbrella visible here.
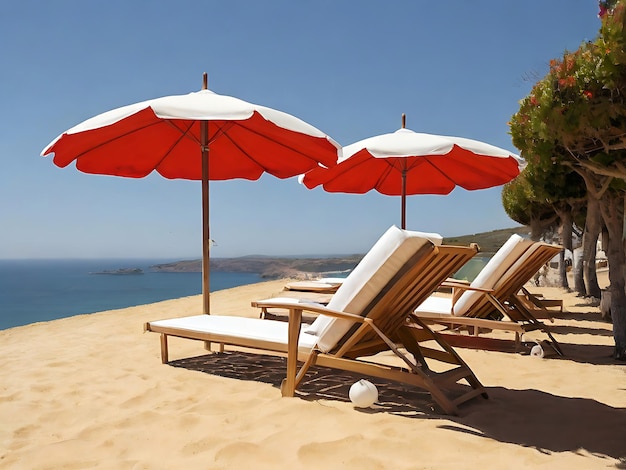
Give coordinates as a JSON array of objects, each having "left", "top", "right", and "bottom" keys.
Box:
[
  {"left": 41, "top": 74, "right": 340, "bottom": 314},
  {"left": 301, "top": 114, "right": 524, "bottom": 229}
]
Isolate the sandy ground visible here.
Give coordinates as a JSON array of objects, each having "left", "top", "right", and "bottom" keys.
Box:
[{"left": 1, "top": 276, "right": 625, "bottom": 469}]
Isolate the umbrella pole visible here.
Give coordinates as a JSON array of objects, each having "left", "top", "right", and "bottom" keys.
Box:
[
  {"left": 201, "top": 73, "right": 210, "bottom": 314},
  {"left": 201, "top": 120, "right": 210, "bottom": 314},
  {"left": 401, "top": 113, "right": 407, "bottom": 230},
  {"left": 401, "top": 169, "right": 407, "bottom": 230}
]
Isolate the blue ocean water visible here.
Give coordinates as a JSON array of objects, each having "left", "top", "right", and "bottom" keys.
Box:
[{"left": 0, "top": 259, "right": 262, "bottom": 331}]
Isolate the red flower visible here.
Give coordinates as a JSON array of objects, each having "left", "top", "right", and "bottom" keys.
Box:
[{"left": 583, "top": 90, "right": 593, "bottom": 99}]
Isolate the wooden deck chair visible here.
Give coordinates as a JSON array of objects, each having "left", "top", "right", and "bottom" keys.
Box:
[
  {"left": 284, "top": 278, "right": 344, "bottom": 293},
  {"left": 414, "top": 234, "right": 563, "bottom": 355},
  {"left": 145, "top": 225, "right": 487, "bottom": 415}
]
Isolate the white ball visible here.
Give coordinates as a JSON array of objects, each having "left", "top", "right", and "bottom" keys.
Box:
[
  {"left": 530, "top": 344, "right": 545, "bottom": 358},
  {"left": 349, "top": 379, "right": 378, "bottom": 407}
]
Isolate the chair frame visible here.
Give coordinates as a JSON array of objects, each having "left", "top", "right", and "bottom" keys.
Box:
[{"left": 415, "top": 243, "right": 564, "bottom": 355}]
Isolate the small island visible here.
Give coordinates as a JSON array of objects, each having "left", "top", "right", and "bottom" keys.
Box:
[{"left": 91, "top": 268, "right": 144, "bottom": 275}]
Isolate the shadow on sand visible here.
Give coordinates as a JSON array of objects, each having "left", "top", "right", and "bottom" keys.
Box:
[{"left": 170, "top": 351, "right": 626, "bottom": 462}]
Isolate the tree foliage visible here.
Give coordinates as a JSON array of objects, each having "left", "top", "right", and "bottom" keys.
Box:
[{"left": 508, "top": 1, "right": 626, "bottom": 359}]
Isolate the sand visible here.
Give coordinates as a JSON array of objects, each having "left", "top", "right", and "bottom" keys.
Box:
[{"left": 1, "top": 277, "right": 625, "bottom": 469}]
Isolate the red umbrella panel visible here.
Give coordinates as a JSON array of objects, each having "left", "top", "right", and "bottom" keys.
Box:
[
  {"left": 302, "top": 123, "right": 524, "bottom": 230},
  {"left": 42, "top": 74, "right": 340, "bottom": 313}
]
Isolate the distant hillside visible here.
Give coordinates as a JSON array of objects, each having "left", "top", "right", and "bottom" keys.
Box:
[
  {"left": 443, "top": 226, "right": 529, "bottom": 254},
  {"left": 151, "top": 255, "right": 362, "bottom": 279},
  {"left": 151, "top": 226, "right": 529, "bottom": 278}
]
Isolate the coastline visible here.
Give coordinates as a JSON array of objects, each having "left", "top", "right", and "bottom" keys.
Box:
[{"left": 1, "top": 277, "right": 625, "bottom": 468}]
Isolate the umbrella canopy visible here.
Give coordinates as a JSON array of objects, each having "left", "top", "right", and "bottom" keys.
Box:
[
  {"left": 42, "top": 74, "right": 340, "bottom": 313},
  {"left": 302, "top": 115, "right": 524, "bottom": 229}
]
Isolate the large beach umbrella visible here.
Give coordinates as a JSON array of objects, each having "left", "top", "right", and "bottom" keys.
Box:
[
  {"left": 41, "top": 73, "right": 340, "bottom": 314},
  {"left": 301, "top": 114, "right": 524, "bottom": 229}
]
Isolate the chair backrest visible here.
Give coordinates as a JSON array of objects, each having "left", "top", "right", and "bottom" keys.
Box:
[
  {"left": 333, "top": 242, "right": 479, "bottom": 358},
  {"left": 453, "top": 234, "right": 534, "bottom": 316},
  {"left": 453, "top": 236, "right": 562, "bottom": 318},
  {"left": 488, "top": 242, "right": 563, "bottom": 320},
  {"left": 305, "top": 226, "right": 443, "bottom": 352}
]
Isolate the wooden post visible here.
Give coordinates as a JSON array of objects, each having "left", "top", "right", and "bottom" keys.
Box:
[
  {"left": 201, "top": 73, "right": 211, "bottom": 315},
  {"left": 281, "top": 308, "right": 303, "bottom": 397},
  {"left": 400, "top": 114, "right": 407, "bottom": 230},
  {"left": 160, "top": 334, "right": 169, "bottom": 364}
]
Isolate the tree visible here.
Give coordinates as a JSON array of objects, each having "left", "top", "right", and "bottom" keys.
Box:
[
  {"left": 509, "top": 1, "right": 626, "bottom": 359},
  {"left": 501, "top": 173, "right": 558, "bottom": 240}
]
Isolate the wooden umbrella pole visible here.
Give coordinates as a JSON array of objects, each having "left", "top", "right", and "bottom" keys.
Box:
[
  {"left": 201, "top": 122, "right": 210, "bottom": 314},
  {"left": 201, "top": 73, "right": 211, "bottom": 314},
  {"left": 401, "top": 114, "right": 407, "bottom": 229},
  {"left": 401, "top": 169, "right": 407, "bottom": 230}
]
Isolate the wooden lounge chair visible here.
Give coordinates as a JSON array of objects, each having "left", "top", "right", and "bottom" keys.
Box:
[
  {"left": 413, "top": 234, "right": 564, "bottom": 355},
  {"left": 284, "top": 278, "right": 343, "bottom": 293},
  {"left": 145, "top": 226, "right": 487, "bottom": 415}
]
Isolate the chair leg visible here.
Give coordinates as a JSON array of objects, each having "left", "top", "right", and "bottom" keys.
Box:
[
  {"left": 509, "top": 296, "right": 564, "bottom": 356},
  {"left": 281, "top": 351, "right": 318, "bottom": 397},
  {"left": 160, "top": 334, "right": 169, "bottom": 364},
  {"left": 282, "top": 308, "right": 303, "bottom": 397},
  {"left": 403, "top": 316, "right": 489, "bottom": 404}
]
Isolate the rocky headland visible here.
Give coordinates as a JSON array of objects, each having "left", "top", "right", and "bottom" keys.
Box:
[
  {"left": 149, "top": 227, "right": 529, "bottom": 279},
  {"left": 150, "top": 255, "right": 362, "bottom": 280}
]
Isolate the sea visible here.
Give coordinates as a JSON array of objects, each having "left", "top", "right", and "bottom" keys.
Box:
[
  {"left": 0, "top": 255, "right": 488, "bottom": 332},
  {"left": 0, "top": 259, "right": 262, "bottom": 331}
]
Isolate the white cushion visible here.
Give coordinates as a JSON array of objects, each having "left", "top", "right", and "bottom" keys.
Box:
[
  {"left": 149, "top": 315, "right": 319, "bottom": 351},
  {"left": 493, "top": 242, "right": 545, "bottom": 290},
  {"left": 308, "top": 226, "right": 439, "bottom": 352},
  {"left": 415, "top": 295, "right": 453, "bottom": 315},
  {"left": 452, "top": 234, "right": 533, "bottom": 316}
]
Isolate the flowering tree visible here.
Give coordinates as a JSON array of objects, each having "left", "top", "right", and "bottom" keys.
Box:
[
  {"left": 509, "top": 1, "right": 626, "bottom": 359},
  {"left": 502, "top": 160, "right": 586, "bottom": 289}
]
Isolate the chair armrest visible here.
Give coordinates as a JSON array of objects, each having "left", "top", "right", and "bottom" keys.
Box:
[
  {"left": 441, "top": 283, "right": 495, "bottom": 294},
  {"left": 442, "top": 278, "right": 470, "bottom": 286},
  {"left": 439, "top": 281, "right": 495, "bottom": 304},
  {"left": 252, "top": 299, "right": 369, "bottom": 323}
]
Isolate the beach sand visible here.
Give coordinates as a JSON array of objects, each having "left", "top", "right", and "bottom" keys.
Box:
[{"left": 1, "top": 276, "right": 625, "bottom": 469}]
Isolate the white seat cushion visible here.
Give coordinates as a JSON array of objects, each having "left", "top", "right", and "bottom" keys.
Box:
[
  {"left": 308, "top": 226, "right": 441, "bottom": 352},
  {"left": 415, "top": 295, "right": 453, "bottom": 315},
  {"left": 148, "top": 315, "right": 319, "bottom": 351},
  {"left": 452, "top": 234, "right": 533, "bottom": 316},
  {"left": 494, "top": 242, "right": 545, "bottom": 290}
]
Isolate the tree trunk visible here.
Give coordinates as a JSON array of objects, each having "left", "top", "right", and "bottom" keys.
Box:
[
  {"left": 555, "top": 206, "right": 573, "bottom": 290},
  {"left": 599, "top": 192, "right": 626, "bottom": 360},
  {"left": 573, "top": 245, "right": 586, "bottom": 295},
  {"left": 529, "top": 218, "right": 544, "bottom": 242},
  {"left": 558, "top": 250, "right": 569, "bottom": 289},
  {"left": 584, "top": 194, "right": 602, "bottom": 298}
]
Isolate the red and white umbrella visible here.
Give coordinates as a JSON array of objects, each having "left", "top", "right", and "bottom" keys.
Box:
[
  {"left": 302, "top": 114, "right": 524, "bottom": 229},
  {"left": 42, "top": 74, "right": 340, "bottom": 313}
]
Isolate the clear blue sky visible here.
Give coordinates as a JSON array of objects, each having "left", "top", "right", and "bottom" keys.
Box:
[{"left": 0, "top": 1, "right": 602, "bottom": 259}]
